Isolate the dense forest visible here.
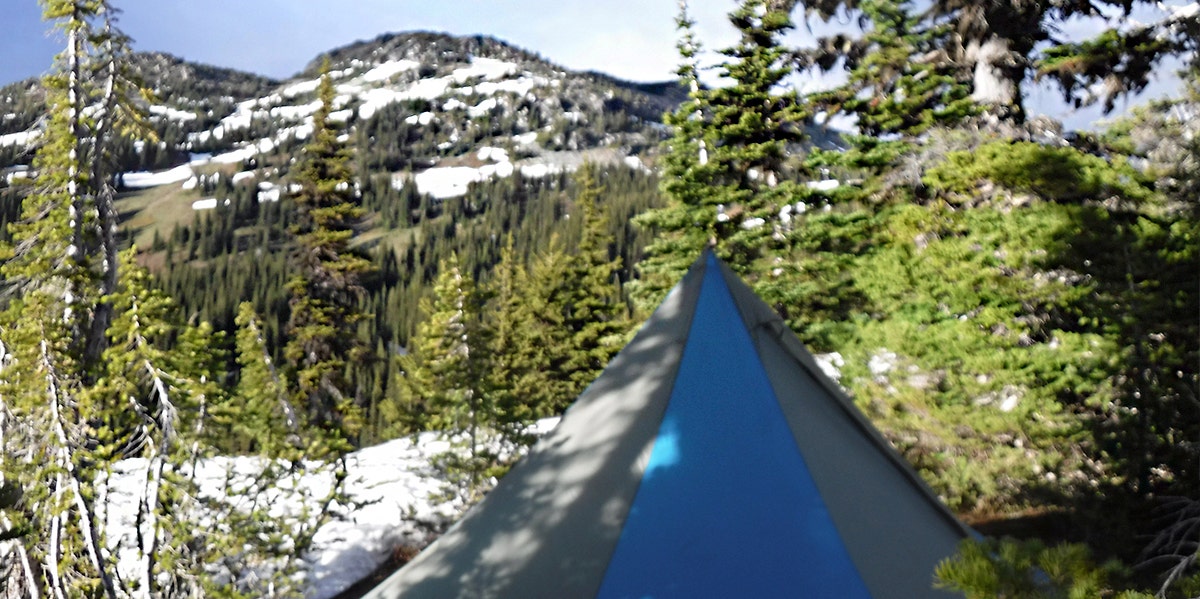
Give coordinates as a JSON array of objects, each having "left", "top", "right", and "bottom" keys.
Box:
[{"left": 0, "top": 0, "right": 1198, "bottom": 596}]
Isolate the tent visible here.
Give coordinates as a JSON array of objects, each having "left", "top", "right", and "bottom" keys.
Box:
[{"left": 363, "top": 250, "right": 969, "bottom": 598}]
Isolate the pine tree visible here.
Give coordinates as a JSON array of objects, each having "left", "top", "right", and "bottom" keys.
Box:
[
  {"left": 804, "top": 0, "right": 975, "bottom": 138},
  {"left": 481, "top": 235, "right": 541, "bottom": 444},
  {"left": 560, "top": 166, "right": 627, "bottom": 396},
  {"left": 217, "top": 302, "right": 298, "bottom": 454},
  {"left": 0, "top": 4, "right": 331, "bottom": 596},
  {"left": 391, "top": 254, "right": 495, "bottom": 506},
  {"left": 515, "top": 238, "right": 576, "bottom": 412},
  {"left": 800, "top": 0, "right": 1199, "bottom": 123},
  {"left": 284, "top": 59, "right": 373, "bottom": 444},
  {"left": 633, "top": 0, "right": 808, "bottom": 310},
  {"left": 627, "top": 0, "right": 712, "bottom": 306}
]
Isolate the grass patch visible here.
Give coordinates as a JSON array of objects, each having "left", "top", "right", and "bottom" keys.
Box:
[{"left": 116, "top": 184, "right": 203, "bottom": 248}]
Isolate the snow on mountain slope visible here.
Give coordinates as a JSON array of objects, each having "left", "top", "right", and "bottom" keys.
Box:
[
  {"left": 121, "top": 163, "right": 196, "bottom": 188},
  {"left": 3, "top": 32, "right": 683, "bottom": 206}
]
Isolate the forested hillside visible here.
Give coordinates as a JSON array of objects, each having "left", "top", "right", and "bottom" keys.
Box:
[{"left": 1, "top": 0, "right": 1198, "bottom": 596}]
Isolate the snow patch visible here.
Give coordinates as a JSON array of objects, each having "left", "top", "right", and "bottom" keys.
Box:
[
  {"left": 413, "top": 166, "right": 491, "bottom": 199},
  {"left": 467, "top": 97, "right": 499, "bottom": 118},
  {"left": 405, "top": 112, "right": 435, "bottom": 126},
  {"left": 270, "top": 100, "right": 322, "bottom": 121},
  {"left": 451, "top": 57, "right": 518, "bottom": 83},
  {"left": 361, "top": 59, "right": 421, "bottom": 83},
  {"left": 476, "top": 146, "right": 509, "bottom": 163},
  {"left": 512, "top": 132, "right": 538, "bottom": 146},
  {"left": 282, "top": 78, "right": 321, "bottom": 98},
  {"left": 814, "top": 352, "right": 845, "bottom": 382},
  {"left": 191, "top": 198, "right": 219, "bottom": 211},
  {"left": 121, "top": 164, "right": 195, "bottom": 189},
  {"left": 806, "top": 179, "right": 841, "bottom": 191},
  {"left": 257, "top": 185, "right": 281, "bottom": 203},
  {"left": 148, "top": 105, "right": 197, "bottom": 122},
  {"left": 466, "top": 76, "right": 549, "bottom": 98},
  {"left": 208, "top": 135, "right": 278, "bottom": 165},
  {"left": 0, "top": 129, "right": 38, "bottom": 147},
  {"left": 3, "top": 166, "right": 31, "bottom": 184},
  {"left": 97, "top": 421, "right": 559, "bottom": 599}
]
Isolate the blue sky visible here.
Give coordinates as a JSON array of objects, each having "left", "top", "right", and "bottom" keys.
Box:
[{"left": 1, "top": 1, "right": 1186, "bottom": 130}]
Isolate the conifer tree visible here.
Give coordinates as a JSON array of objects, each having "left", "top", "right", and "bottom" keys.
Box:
[
  {"left": 800, "top": 0, "right": 1199, "bottom": 123},
  {"left": 560, "top": 166, "right": 627, "bottom": 396},
  {"left": 220, "top": 302, "right": 297, "bottom": 454},
  {"left": 482, "top": 235, "right": 541, "bottom": 443},
  {"left": 628, "top": 0, "right": 712, "bottom": 303},
  {"left": 0, "top": 4, "right": 330, "bottom": 596},
  {"left": 391, "top": 254, "right": 495, "bottom": 505},
  {"left": 633, "top": 0, "right": 808, "bottom": 310},
  {"left": 515, "top": 238, "right": 576, "bottom": 412},
  {"left": 0, "top": 3, "right": 135, "bottom": 594},
  {"left": 935, "top": 538, "right": 1150, "bottom": 598},
  {"left": 284, "top": 60, "right": 373, "bottom": 444},
  {"left": 804, "top": 0, "right": 975, "bottom": 138}
]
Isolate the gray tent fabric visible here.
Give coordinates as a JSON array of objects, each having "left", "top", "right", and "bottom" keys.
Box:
[{"left": 361, "top": 251, "right": 968, "bottom": 599}]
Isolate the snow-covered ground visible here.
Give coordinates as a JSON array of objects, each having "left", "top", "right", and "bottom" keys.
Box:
[{"left": 97, "top": 419, "right": 558, "bottom": 599}]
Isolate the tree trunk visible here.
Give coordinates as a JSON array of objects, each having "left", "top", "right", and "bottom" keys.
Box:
[
  {"left": 86, "top": 16, "right": 122, "bottom": 365},
  {"left": 968, "top": 35, "right": 1025, "bottom": 123}
]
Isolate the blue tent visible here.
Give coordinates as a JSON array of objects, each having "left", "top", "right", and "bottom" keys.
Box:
[{"left": 364, "top": 251, "right": 969, "bottom": 598}]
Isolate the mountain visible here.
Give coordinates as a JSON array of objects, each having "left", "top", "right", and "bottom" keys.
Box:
[
  {"left": 1, "top": 31, "right": 680, "bottom": 173},
  {"left": 0, "top": 29, "right": 685, "bottom": 264},
  {"left": 0, "top": 31, "right": 678, "bottom": 446}
]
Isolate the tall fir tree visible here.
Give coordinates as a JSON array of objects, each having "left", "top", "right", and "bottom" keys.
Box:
[
  {"left": 514, "top": 238, "right": 576, "bottom": 412},
  {"left": 0, "top": 3, "right": 135, "bottom": 594},
  {"left": 284, "top": 59, "right": 373, "bottom": 445},
  {"left": 481, "top": 235, "right": 542, "bottom": 443},
  {"left": 560, "top": 165, "right": 627, "bottom": 396},
  {"left": 390, "top": 254, "right": 495, "bottom": 506},
  {"left": 632, "top": 0, "right": 809, "bottom": 311}
]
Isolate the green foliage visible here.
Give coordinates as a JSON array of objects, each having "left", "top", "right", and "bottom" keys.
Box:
[
  {"left": 559, "top": 166, "right": 629, "bottom": 393},
  {"left": 218, "top": 302, "right": 296, "bottom": 454},
  {"left": 936, "top": 538, "right": 1151, "bottom": 598},
  {"left": 284, "top": 61, "right": 374, "bottom": 444},
  {"left": 923, "top": 141, "right": 1154, "bottom": 204},
  {"left": 633, "top": 0, "right": 809, "bottom": 311},
  {"left": 481, "top": 235, "right": 544, "bottom": 439},
  {"left": 390, "top": 253, "right": 496, "bottom": 505},
  {"left": 798, "top": 0, "right": 1199, "bottom": 127},
  {"left": 1038, "top": 27, "right": 1180, "bottom": 112},
  {"left": 804, "top": 0, "right": 976, "bottom": 137},
  {"left": 0, "top": 5, "right": 356, "bottom": 596}
]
